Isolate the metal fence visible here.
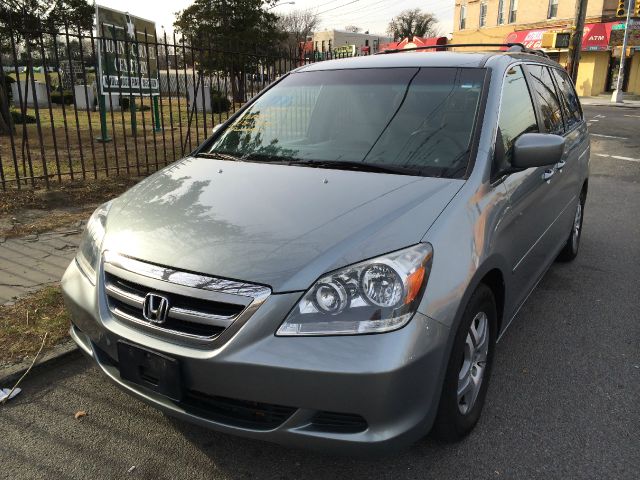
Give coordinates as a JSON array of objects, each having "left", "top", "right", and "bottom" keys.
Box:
[{"left": 0, "top": 25, "right": 369, "bottom": 190}]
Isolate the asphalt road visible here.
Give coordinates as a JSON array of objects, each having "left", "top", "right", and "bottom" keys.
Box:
[{"left": 1, "top": 105, "right": 639, "bottom": 480}]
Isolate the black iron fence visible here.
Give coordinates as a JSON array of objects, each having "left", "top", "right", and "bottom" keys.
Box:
[{"left": 0, "top": 26, "right": 369, "bottom": 190}]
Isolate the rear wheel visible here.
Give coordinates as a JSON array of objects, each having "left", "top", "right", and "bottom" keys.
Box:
[
  {"left": 432, "top": 284, "right": 497, "bottom": 442},
  {"left": 556, "top": 191, "right": 586, "bottom": 262}
]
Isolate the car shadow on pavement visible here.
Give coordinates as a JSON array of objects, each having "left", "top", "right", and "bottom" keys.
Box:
[{"left": 166, "top": 414, "right": 462, "bottom": 479}]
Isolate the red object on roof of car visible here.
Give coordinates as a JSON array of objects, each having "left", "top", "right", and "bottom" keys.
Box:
[{"left": 380, "top": 36, "right": 448, "bottom": 52}]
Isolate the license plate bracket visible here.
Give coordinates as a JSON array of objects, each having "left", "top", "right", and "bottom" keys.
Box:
[{"left": 117, "top": 341, "right": 182, "bottom": 401}]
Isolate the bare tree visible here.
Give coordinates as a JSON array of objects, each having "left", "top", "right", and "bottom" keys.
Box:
[
  {"left": 277, "top": 9, "right": 320, "bottom": 52},
  {"left": 0, "top": 0, "right": 93, "bottom": 135},
  {"left": 387, "top": 9, "right": 439, "bottom": 41}
]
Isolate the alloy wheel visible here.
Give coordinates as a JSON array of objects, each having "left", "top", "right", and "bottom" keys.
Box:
[
  {"left": 571, "top": 202, "right": 583, "bottom": 252},
  {"left": 457, "top": 312, "right": 489, "bottom": 415}
]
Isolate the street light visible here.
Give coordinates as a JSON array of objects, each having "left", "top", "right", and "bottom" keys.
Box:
[{"left": 267, "top": 2, "right": 295, "bottom": 10}]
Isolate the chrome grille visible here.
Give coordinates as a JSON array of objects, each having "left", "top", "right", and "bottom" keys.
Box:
[{"left": 102, "top": 251, "right": 271, "bottom": 347}]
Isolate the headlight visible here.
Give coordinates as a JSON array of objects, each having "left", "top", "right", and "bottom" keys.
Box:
[
  {"left": 76, "top": 201, "right": 112, "bottom": 283},
  {"left": 276, "top": 243, "right": 433, "bottom": 336}
]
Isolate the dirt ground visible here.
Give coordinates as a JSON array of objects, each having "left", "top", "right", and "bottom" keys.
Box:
[{"left": 0, "top": 176, "right": 141, "bottom": 238}]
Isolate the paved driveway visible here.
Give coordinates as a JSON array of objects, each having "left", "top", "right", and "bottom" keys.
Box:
[{"left": 1, "top": 106, "right": 638, "bottom": 479}]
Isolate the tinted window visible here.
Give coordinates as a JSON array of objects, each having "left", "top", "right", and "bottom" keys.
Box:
[
  {"left": 496, "top": 65, "right": 538, "bottom": 172},
  {"left": 527, "top": 64, "right": 564, "bottom": 135},
  {"left": 551, "top": 68, "right": 582, "bottom": 130},
  {"left": 203, "top": 68, "right": 486, "bottom": 178}
]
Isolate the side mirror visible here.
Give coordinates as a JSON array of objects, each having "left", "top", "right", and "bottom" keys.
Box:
[
  {"left": 211, "top": 124, "right": 222, "bottom": 136},
  {"left": 512, "top": 133, "right": 565, "bottom": 169}
]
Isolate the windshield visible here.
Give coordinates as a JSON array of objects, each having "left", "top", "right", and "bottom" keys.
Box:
[{"left": 200, "top": 67, "right": 486, "bottom": 178}]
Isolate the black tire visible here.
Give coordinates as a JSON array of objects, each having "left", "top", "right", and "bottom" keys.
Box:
[
  {"left": 556, "top": 190, "right": 586, "bottom": 262},
  {"left": 432, "top": 284, "right": 497, "bottom": 442}
]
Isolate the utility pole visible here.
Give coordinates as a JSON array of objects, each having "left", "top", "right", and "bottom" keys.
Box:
[
  {"left": 612, "top": 0, "right": 634, "bottom": 103},
  {"left": 566, "top": 0, "right": 589, "bottom": 83}
]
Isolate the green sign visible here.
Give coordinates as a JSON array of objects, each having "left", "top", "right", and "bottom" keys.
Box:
[
  {"left": 334, "top": 45, "right": 356, "bottom": 56},
  {"left": 96, "top": 5, "right": 159, "bottom": 96}
]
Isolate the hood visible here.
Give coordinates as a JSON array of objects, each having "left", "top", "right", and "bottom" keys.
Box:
[{"left": 104, "top": 157, "right": 463, "bottom": 292}]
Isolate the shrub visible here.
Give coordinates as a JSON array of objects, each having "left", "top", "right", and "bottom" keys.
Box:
[
  {"left": 11, "top": 110, "right": 37, "bottom": 124},
  {"left": 51, "top": 90, "right": 74, "bottom": 105},
  {"left": 2, "top": 72, "right": 16, "bottom": 104},
  {"left": 211, "top": 89, "right": 231, "bottom": 113},
  {"left": 119, "top": 96, "right": 130, "bottom": 110}
]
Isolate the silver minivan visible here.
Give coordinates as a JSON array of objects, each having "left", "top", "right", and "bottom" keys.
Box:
[{"left": 62, "top": 46, "right": 589, "bottom": 452}]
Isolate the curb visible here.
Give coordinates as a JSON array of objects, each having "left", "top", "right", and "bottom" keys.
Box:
[
  {"left": 0, "top": 341, "right": 81, "bottom": 387},
  {"left": 581, "top": 102, "right": 640, "bottom": 109}
]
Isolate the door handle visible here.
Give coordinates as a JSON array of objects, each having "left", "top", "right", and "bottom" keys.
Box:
[
  {"left": 542, "top": 168, "right": 555, "bottom": 182},
  {"left": 555, "top": 160, "right": 566, "bottom": 171}
]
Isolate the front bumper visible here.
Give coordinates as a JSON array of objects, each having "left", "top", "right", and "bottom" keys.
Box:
[{"left": 62, "top": 259, "right": 451, "bottom": 453}]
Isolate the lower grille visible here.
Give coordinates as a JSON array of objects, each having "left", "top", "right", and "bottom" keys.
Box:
[
  {"left": 309, "top": 411, "right": 368, "bottom": 433},
  {"left": 94, "top": 344, "right": 296, "bottom": 431},
  {"left": 183, "top": 390, "right": 297, "bottom": 430}
]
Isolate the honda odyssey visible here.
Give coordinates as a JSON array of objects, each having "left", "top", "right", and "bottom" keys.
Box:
[{"left": 62, "top": 45, "right": 590, "bottom": 452}]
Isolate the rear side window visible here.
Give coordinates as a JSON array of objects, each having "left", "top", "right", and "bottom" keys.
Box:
[
  {"left": 496, "top": 65, "right": 538, "bottom": 172},
  {"left": 527, "top": 64, "right": 564, "bottom": 135},
  {"left": 551, "top": 68, "right": 582, "bottom": 130}
]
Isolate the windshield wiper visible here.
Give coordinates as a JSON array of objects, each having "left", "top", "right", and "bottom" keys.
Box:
[
  {"left": 196, "top": 151, "right": 246, "bottom": 162},
  {"left": 292, "top": 160, "right": 421, "bottom": 176},
  {"left": 198, "top": 151, "right": 295, "bottom": 165},
  {"left": 197, "top": 153, "right": 437, "bottom": 177}
]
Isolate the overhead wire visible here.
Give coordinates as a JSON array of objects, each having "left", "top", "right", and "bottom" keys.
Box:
[{"left": 317, "top": 0, "right": 364, "bottom": 16}]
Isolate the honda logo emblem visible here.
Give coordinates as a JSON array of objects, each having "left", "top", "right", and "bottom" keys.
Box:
[{"left": 142, "top": 293, "right": 170, "bottom": 324}]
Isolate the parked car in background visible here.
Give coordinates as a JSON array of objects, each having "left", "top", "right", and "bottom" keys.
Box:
[{"left": 62, "top": 45, "right": 590, "bottom": 452}]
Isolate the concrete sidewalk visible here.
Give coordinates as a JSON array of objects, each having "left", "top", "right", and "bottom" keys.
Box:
[
  {"left": 581, "top": 94, "right": 640, "bottom": 108},
  {"left": 0, "top": 228, "right": 82, "bottom": 304}
]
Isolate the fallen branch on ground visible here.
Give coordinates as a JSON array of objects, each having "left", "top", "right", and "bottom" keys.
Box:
[{"left": 0, "top": 332, "right": 48, "bottom": 405}]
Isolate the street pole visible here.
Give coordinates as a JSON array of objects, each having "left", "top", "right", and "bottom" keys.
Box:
[
  {"left": 566, "top": 0, "right": 589, "bottom": 83},
  {"left": 612, "top": 0, "right": 634, "bottom": 103}
]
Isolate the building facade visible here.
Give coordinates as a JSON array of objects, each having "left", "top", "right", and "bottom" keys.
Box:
[
  {"left": 452, "top": 0, "right": 640, "bottom": 96},
  {"left": 311, "top": 30, "right": 393, "bottom": 56}
]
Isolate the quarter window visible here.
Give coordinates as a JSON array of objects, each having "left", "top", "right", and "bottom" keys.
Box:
[
  {"left": 552, "top": 68, "right": 582, "bottom": 130},
  {"left": 527, "top": 64, "right": 565, "bottom": 135},
  {"left": 496, "top": 66, "right": 539, "bottom": 173}
]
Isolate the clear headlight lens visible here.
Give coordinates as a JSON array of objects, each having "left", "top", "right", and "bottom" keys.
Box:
[
  {"left": 276, "top": 243, "right": 433, "bottom": 336},
  {"left": 76, "top": 201, "right": 112, "bottom": 283}
]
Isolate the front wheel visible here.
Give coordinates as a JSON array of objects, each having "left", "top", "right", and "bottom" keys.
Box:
[{"left": 432, "top": 284, "right": 497, "bottom": 442}]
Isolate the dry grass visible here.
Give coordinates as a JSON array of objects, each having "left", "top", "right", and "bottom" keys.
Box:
[
  {"left": 3, "top": 209, "right": 91, "bottom": 238},
  {"left": 0, "top": 285, "right": 70, "bottom": 367},
  {"left": 0, "top": 176, "right": 141, "bottom": 238},
  {"left": 1, "top": 97, "right": 238, "bottom": 189}
]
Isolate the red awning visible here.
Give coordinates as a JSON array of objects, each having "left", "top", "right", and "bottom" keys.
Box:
[
  {"left": 380, "top": 36, "right": 447, "bottom": 52},
  {"left": 505, "top": 22, "right": 622, "bottom": 51}
]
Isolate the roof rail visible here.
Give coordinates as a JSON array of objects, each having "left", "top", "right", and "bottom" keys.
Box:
[{"left": 377, "top": 43, "right": 550, "bottom": 59}]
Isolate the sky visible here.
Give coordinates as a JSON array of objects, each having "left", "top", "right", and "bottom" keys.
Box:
[{"left": 97, "top": 0, "right": 456, "bottom": 38}]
